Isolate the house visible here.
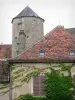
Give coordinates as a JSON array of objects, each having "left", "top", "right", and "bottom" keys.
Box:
[
  {"left": 0, "top": 6, "right": 75, "bottom": 100},
  {"left": 0, "top": 45, "right": 11, "bottom": 100},
  {"left": 9, "top": 26, "right": 75, "bottom": 99},
  {"left": 0, "top": 45, "right": 11, "bottom": 83}
]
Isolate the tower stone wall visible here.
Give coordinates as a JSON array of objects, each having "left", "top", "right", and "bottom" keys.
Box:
[{"left": 12, "top": 16, "right": 44, "bottom": 57}]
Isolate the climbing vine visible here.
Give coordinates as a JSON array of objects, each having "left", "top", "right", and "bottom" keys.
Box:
[{"left": 0, "top": 63, "right": 74, "bottom": 97}]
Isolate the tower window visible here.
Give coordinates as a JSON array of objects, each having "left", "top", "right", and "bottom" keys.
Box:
[
  {"left": 17, "top": 43, "right": 19, "bottom": 45},
  {"left": 18, "top": 22, "right": 22, "bottom": 25},
  {"left": 19, "top": 30, "right": 24, "bottom": 36},
  {"left": 15, "top": 37, "right": 17, "bottom": 39},
  {"left": 20, "top": 30, "right": 24, "bottom": 32},
  {"left": 27, "top": 36, "right": 29, "bottom": 38},
  {"left": 70, "top": 50, "right": 75, "bottom": 56},
  {"left": 16, "top": 50, "right": 19, "bottom": 55},
  {"left": 25, "top": 34, "right": 26, "bottom": 37}
]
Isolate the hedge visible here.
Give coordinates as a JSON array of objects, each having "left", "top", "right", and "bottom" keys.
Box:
[
  {"left": 20, "top": 94, "right": 33, "bottom": 100},
  {"left": 14, "top": 94, "right": 46, "bottom": 100},
  {"left": 33, "top": 96, "right": 46, "bottom": 100}
]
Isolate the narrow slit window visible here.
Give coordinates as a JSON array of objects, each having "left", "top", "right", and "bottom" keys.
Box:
[
  {"left": 16, "top": 50, "right": 19, "bottom": 55},
  {"left": 19, "top": 30, "right": 24, "bottom": 36},
  {"left": 27, "top": 36, "right": 29, "bottom": 38},
  {"left": 18, "top": 22, "right": 22, "bottom": 25},
  {"left": 17, "top": 43, "right": 19, "bottom": 45},
  {"left": 15, "top": 37, "right": 17, "bottom": 39}
]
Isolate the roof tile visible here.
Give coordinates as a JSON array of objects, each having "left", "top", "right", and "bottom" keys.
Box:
[
  {"left": 12, "top": 6, "right": 44, "bottom": 22},
  {"left": 0, "top": 45, "right": 12, "bottom": 59}
]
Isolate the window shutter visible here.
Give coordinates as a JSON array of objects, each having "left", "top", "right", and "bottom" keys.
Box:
[{"left": 33, "top": 75, "right": 45, "bottom": 96}]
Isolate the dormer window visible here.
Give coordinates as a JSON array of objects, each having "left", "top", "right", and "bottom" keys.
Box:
[
  {"left": 39, "top": 50, "right": 45, "bottom": 56},
  {"left": 70, "top": 50, "right": 75, "bottom": 56}
]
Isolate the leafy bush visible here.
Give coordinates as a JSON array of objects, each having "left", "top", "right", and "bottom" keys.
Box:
[
  {"left": 20, "top": 94, "right": 33, "bottom": 100},
  {"left": 14, "top": 94, "right": 46, "bottom": 100},
  {"left": 33, "top": 96, "right": 46, "bottom": 100},
  {"left": 45, "top": 70, "right": 73, "bottom": 100}
]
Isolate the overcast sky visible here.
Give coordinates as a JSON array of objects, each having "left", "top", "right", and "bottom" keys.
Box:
[{"left": 0, "top": 0, "right": 75, "bottom": 44}]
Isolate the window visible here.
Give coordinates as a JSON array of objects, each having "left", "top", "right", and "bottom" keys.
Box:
[
  {"left": 27, "top": 36, "right": 29, "bottom": 38},
  {"left": 17, "top": 43, "right": 19, "bottom": 45},
  {"left": 15, "top": 37, "right": 17, "bottom": 39},
  {"left": 40, "top": 52, "right": 44, "bottom": 56},
  {"left": 33, "top": 75, "right": 45, "bottom": 96},
  {"left": 70, "top": 50, "right": 75, "bottom": 56},
  {"left": 16, "top": 50, "right": 19, "bottom": 55},
  {"left": 39, "top": 50, "right": 45, "bottom": 56},
  {"left": 18, "top": 22, "right": 22, "bottom": 25},
  {"left": 19, "top": 30, "right": 25, "bottom": 36}
]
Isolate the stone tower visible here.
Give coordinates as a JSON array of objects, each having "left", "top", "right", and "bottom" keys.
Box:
[{"left": 12, "top": 6, "right": 44, "bottom": 57}]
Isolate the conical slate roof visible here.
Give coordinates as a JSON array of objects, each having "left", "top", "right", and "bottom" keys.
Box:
[{"left": 12, "top": 6, "right": 44, "bottom": 22}]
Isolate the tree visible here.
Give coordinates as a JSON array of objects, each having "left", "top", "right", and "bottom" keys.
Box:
[{"left": 45, "top": 69, "right": 73, "bottom": 100}]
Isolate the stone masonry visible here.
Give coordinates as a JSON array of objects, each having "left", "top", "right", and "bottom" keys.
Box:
[{"left": 12, "top": 6, "right": 44, "bottom": 57}]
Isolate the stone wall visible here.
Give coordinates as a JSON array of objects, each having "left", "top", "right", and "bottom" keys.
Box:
[
  {"left": 11, "top": 63, "right": 75, "bottom": 99},
  {"left": 0, "top": 62, "right": 75, "bottom": 100},
  {"left": 12, "top": 17, "right": 44, "bottom": 57},
  {"left": 12, "top": 63, "right": 49, "bottom": 99},
  {"left": 0, "top": 92, "right": 9, "bottom": 100}
]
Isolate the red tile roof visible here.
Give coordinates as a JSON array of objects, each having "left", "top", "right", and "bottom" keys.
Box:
[
  {"left": 11, "top": 26, "right": 75, "bottom": 62},
  {"left": 0, "top": 45, "right": 12, "bottom": 59}
]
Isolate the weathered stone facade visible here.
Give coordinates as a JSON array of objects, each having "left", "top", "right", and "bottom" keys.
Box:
[
  {"left": 10, "top": 25, "right": 75, "bottom": 99},
  {"left": 0, "top": 62, "right": 75, "bottom": 100},
  {"left": 11, "top": 63, "right": 75, "bottom": 99},
  {"left": 12, "top": 7, "right": 44, "bottom": 57}
]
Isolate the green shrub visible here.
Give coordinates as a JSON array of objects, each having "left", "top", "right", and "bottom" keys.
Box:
[
  {"left": 33, "top": 96, "right": 46, "bottom": 100},
  {"left": 45, "top": 70, "right": 73, "bottom": 100},
  {"left": 20, "top": 94, "right": 33, "bottom": 100},
  {"left": 14, "top": 94, "right": 46, "bottom": 100}
]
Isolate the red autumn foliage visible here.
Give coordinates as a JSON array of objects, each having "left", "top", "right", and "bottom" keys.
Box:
[{"left": 14, "top": 26, "right": 75, "bottom": 61}]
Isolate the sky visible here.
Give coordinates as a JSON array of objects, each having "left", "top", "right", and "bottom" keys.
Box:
[{"left": 0, "top": 0, "right": 75, "bottom": 44}]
